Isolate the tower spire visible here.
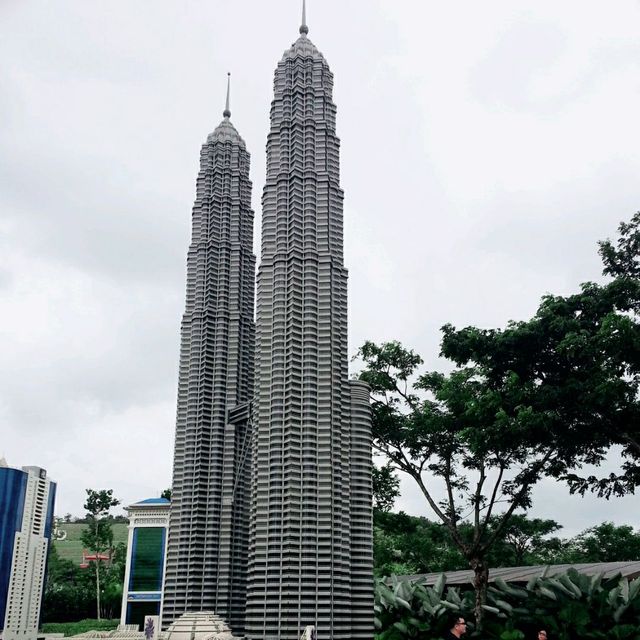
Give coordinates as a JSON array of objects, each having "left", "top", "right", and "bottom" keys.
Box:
[
  {"left": 299, "top": 0, "right": 308, "bottom": 35},
  {"left": 223, "top": 72, "right": 231, "bottom": 118}
]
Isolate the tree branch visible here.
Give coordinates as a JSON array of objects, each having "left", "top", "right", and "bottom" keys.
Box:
[
  {"left": 473, "top": 463, "right": 487, "bottom": 541},
  {"left": 444, "top": 453, "right": 458, "bottom": 530},
  {"left": 413, "top": 471, "right": 466, "bottom": 550},
  {"left": 477, "top": 460, "right": 505, "bottom": 543},
  {"left": 481, "top": 450, "right": 554, "bottom": 553},
  {"left": 622, "top": 432, "right": 640, "bottom": 457},
  {"left": 393, "top": 380, "right": 419, "bottom": 411}
]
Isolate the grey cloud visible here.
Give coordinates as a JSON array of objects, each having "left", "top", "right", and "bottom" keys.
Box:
[
  {"left": 0, "top": 269, "right": 13, "bottom": 290},
  {"left": 470, "top": 21, "right": 568, "bottom": 111},
  {"left": 2, "top": 0, "right": 639, "bottom": 526},
  {"left": 0, "top": 272, "right": 182, "bottom": 432},
  {"left": 469, "top": 162, "right": 640, "bottom": 289},
  {"left": 0, "top": 1, "right": 156, "bottom": 84},
  {"left": 0, "top": 152, "right": 188, "bottom": 285},
  {"left": 471, "top": 19, "right": 640, "bottom": 114}
]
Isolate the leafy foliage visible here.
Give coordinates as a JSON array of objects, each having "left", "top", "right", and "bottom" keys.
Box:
[
  {"left": 40, "top": 618, "right": 120, "bottom": 635},
  {"left": 373, "top": 463, "right": 401, "bottom": 512},
  {"left": 560, "top": 523, "right": 640, "bottom": 564},
  {"left": 374, "top": 570, "right": 640, "bottom": 639},
  {"left": 359, "top": 213, "right": 640, "bottom": 627},
  {"left": 374, "top": 512, "right": 640, "bottom": 579},
  {"left": 42, "top": 544, "right": 95, "bottom": 622},
  {"left": 375, "top": 573, "right": 464, "bottom": 639},
  {"left": 374, "top": 512, "right": 567, "bottom": 576},
  {"left": 82, "top": 489, "right": 121, "bottom": 621},
  {"left": 374, "top": 511, "right": 466, "bottom": 577},
  {"left": 42, "top": 543, "right": 125, "bottom": 623}
]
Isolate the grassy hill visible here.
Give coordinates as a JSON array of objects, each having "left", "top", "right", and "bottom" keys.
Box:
[{"left": 53, "top": 522, "right": 129, "bottom": 564}]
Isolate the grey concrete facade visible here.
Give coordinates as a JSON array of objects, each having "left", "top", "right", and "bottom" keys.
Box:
[
  {"left": 162, "top": 87, "right": 255, "bottom": 634},
  {"left": 245, "top": 19, "right": 373, "bottom": 640}
]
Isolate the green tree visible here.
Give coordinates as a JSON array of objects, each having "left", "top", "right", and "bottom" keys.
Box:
[
  {"left": 374, "top": 569, "right": 640, "bottom": 640},
  {"left": 160, "top": 488, "right": 172, "bottom": 501},
  {"left": 489, "top": 514, "right": 563, "bottom": 566},
  {"left": 373, "top": 511, "right": 563, "bottom": 577},
  {"left": 373, "top": 463, "right": 401, "bottom": 512},
  {"left": 100, "top": 542, "right": 127, "bottom": 619},
  {"left": 358, "top": 213, "right": 640, "bottom": 628},
  {"left": 373, "top": 511, "right": 468, "bottom": 577},
  {"left": 566, "top": 522, "right": 640, "bottom": 563},
  {"left": 42, "top": 545, "right": 95, "bottom": 623},
  {"left": 81, "top": 489, "right": 120, "bottom": 620},
  {"left": 564, "top": 212, "right": 640, "bottom": 498}
]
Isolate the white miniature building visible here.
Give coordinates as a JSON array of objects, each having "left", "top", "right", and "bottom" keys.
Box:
[
  {"left": 0, "top": 462, "right": 56, "bottom": 640},
  {"left": 119, "top": 499, "right": 170, "bottom": 630}
]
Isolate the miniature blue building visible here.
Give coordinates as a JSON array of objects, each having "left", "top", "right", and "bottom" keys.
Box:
[
  {"left": 0, "top": 459, "right": 56, "bottom": 640},
  {"left": 120, "top": 498, "right": 170, "bottom": 630}
]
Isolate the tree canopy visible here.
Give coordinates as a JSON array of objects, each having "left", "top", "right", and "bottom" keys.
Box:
[
  {"left": 358, "top": 212, "right": 640, "bottom": 627},
  {"left": 565, "top": 522, "right": 640, "bottom": 563},
  {"left": 373, "top": 463, "right": 401, "bottom": 513}
]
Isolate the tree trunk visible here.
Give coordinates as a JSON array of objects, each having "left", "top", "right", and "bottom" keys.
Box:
[
  {"left": 470, "top": 557, "right": 489, "bottom": 631},
  {"left": 95, "top": 559, "right": 101, "bottom": 620},
  {"left": 95, "top": 517, "right": 101, "bottom": 620},
  {"left": 515, "top": 548, "right": 524, "bottom": 565}
]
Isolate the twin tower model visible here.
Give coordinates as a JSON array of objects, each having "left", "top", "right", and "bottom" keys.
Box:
[{"left": 161, "top": 10, "right": 373, "bottom": 640}]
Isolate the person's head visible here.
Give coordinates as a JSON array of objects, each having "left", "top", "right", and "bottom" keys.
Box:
[
  {"left": 537, "top": 632, "right": 547, "bottom": 640},
  {"left": 450, "top": 615, "right": 467, "bottom": 637}
]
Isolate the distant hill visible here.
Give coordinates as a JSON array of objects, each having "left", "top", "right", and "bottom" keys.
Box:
[{"left": 53, "top": 522, "right": 129, "bottom": 564}]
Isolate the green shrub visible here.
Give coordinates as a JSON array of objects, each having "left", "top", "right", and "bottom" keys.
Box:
[
  {"left": 375, "top": 569, "right": 640, "bottom": 639},
  {"left": 40, "top": 618, "right": 119, "bottom": 636}
]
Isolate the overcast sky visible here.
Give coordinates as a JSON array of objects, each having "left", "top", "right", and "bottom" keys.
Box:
[{"left": 1, "top": 0, "right": 639, "bottom": 536}]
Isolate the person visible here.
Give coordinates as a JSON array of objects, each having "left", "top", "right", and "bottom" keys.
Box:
[
  {"left": 445, "top": 615, "right": 467, "bottom": 639},
  {"left": 537, "top": 631, "right": 548, "bottom": 640}
]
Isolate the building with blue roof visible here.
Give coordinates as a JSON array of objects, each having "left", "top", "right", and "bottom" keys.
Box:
[
  {"left": 135, "top": 498, "right": 170, "bottom": 506},
  {"left": 120, "top": 497, "right": 170, "bottom": 630}
]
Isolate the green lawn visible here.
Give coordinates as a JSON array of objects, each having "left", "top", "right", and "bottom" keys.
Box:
[
  {"left": 53, "top": 523, "right": 129, "bottom": 564},
  {"left": 41, "top": 619, "right": 120, "bottom": 636}
]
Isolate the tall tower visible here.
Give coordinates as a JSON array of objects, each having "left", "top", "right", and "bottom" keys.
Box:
[
  {"left": 246, "top": 6, "right": 373, "bottom": 639},
  {"left": 162, "top": 76, "right": 255, "bottom": 635},
  {"left": 0, "top": 462, "right": 56, "bottom": 640}
]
